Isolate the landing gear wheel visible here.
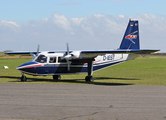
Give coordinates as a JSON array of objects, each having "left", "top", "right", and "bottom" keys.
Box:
[
  {"left": 21, "top": 75, "right": 27, "bottom": 82},
  {"left": 53, "top": 75, "right": 61, "bottom": 80},
  {"left": 85, "top": 76, "right": 94, "bottom": 82}
]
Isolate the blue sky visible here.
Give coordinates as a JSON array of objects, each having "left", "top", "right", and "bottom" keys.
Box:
[
  {"left": 0, "top": 0, "right": 166, "bottom": 52},
  {"left": 1, "top": 0, "right": 165, "bottom": 23}
]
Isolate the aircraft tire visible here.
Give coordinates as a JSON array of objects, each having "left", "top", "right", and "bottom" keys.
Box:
[
  {"left": 53, "top": 75, "right": 61, "bottom": 80},
  {"left": 85, "top": 76, "right": 94, "bottom": 82},
  {"left": 21, "top": 75, "right": 27, "bottom": 82}
]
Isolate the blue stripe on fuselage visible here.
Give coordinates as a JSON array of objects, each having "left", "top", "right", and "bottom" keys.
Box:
[
  {"left": 18, "top": 61, "right": 38, "bottom": 67},
  {"left": 80, "top": 60, "right": 124, "bottom": 73},
  {"left": 93, "top": 61, "right": 124, "bottom": 71}
]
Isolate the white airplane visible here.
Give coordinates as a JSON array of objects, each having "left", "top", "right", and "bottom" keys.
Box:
[{"left": 6, "top": 19, "right": 159, "bottom": 82}]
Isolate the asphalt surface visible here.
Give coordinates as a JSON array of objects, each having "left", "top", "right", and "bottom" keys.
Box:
[{"left": 0, "top": 83, "right": 165, "bottom": 120}]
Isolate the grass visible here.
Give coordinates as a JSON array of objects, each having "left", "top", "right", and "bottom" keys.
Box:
[{"left": 0, "top": 55, "right": 166, "bottom": 85}]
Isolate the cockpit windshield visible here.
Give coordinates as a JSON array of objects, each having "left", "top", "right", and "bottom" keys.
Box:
[{"left": 35, "top": 55, "right": 47, "bottom": 63}]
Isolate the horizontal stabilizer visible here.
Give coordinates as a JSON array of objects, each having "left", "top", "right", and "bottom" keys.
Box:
[
  {"left": 129, "top": 49, "right": 160, "bottom": 54},
  {"left": 81, "top": 49, "right": 159, "bottom": 55},
  {"left": 80, "top": 49, "right": 159, "bottom": 58}
]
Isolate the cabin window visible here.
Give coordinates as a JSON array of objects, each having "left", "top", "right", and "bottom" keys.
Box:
[
  {"left": 49, "top": 57, "right": 57, "bottom": 63},
  {"left": 58, "top": 57, "right": 61, "bottom": 63},
  {"left": 58, "top": 57, "right": 67, "bottom": 63},
  {"left": 35, "top": 55, "right": 47, "bottom": 63}
]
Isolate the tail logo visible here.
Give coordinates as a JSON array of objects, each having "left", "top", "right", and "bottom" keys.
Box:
[
  {"left": 125, "top": 31, "right": 138, "bottom": 39},
  {"left": 125, "top": 35, "right": 137, "bottom": 39}
]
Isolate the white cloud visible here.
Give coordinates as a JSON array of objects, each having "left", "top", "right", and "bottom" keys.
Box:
[
  {"left": 52, "top": 13, "right": 71, "bottom": 30},
  {"left": 0, "top": 20, "right": 21, "bottom": 27},
  {"left": 118, "top": 15, "right": 125, "bottom": 18},
  {"left": 71, "top": 18, "right": 84, "bottom": 26},
  {"left": 42, "top": 18, "right": 49, "bottom": 22},
  {"left": 0, "top": 20, "right": 21, "bottom": 33},
  {"left": 0, "top": 13, "right": 166, "bottom": 52},
  {"left": 94, "top": 14, "right": 105, "bottom": 18},
  {"left": 81, "top": 25, "right": 94, "bottom": 36}
]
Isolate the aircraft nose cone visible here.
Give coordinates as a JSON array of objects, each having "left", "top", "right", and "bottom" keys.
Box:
[
  {"left": 16, "top": 66, "right": 20, "bottom": 70},
  {"left": 16, "top": 62, "right": 39, "bottom": 74},
  {"left": 16, "top": 66, "right": 23, "bottom": 70},
  {"left": 17, "top": 62, "right": 36, "bottom": 69}
]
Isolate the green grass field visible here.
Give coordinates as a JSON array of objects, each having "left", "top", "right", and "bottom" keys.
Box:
[{"left": 0, "top": 56, "right": 166, "bottom": 85}]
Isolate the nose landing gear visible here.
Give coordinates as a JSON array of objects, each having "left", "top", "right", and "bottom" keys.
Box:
[
  {"left": 21, "top": 73, "right": 27, "bottom": 82},
  {"left": 53, "top": 75, "right": 61, "bottom": 80}
]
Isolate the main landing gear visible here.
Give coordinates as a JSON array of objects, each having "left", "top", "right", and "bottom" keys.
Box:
[
  {"left": 85, "top": 76, "right": 94, "bottom": 82},
  {"left": 85, "top": 61, "right": 94, "bottom": 82}
]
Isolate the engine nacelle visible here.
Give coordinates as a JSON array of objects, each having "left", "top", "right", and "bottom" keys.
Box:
[
  {"left": 62, "top": 51, "right": 81, "bottom": 60},
  {"left": 69, "top": 51, "right": 81, "bottom": 59}
]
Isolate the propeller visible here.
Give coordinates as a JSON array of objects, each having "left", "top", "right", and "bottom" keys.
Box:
[
  {"left": 67, "top": 43, "right": 69, "bottom": 55},
  {"left": 66, "top": 43, "right": 70, "bottom": 71},
  {"left": 62, "top": 43, "right": 72, "bottom": 71},
  {"left": 30, "top": 45, "right": 40, "bottom": 61},
  {"left": 62, "top": 43, "right": 80, "bottom": 71}
]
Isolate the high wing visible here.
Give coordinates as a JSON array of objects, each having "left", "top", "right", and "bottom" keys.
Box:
[
  {"left": 80, "top": 49, "right": 159, "bottom": 59},
  {"left": 5, "top": 49, "right": 159, "bottom": 61},
  {"left": 5, "top": 51, "right": 38, "bottom": 55},
  {"left": 5, "top": 51, "right": 67, "bottom": 55}
]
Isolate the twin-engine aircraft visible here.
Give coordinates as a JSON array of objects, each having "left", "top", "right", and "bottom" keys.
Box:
[{"left": 6, "top": 19, "right": 159, "bottom": 82}]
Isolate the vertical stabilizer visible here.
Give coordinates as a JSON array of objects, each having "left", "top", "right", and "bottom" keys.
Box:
[{"left": 119, "top": 19, "right": 140, "bottom": 49}]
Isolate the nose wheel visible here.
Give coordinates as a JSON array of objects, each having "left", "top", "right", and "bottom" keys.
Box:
[
  {"left": 53, "top": 75, "right": 61, "bottom": 80},
  {"left": 21, "top": 74, "right": 27, "bottom": 82}
]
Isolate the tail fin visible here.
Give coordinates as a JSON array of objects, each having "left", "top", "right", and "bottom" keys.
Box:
[{"left": 119, "top": 19, "right": 140, "bottom": 49}]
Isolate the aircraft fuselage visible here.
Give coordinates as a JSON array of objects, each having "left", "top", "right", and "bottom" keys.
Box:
[{"left": 17, "top": 53, "right": 136, "bottom": 76}]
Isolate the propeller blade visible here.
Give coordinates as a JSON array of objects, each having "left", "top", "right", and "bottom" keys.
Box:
[
  {"left": 67, "top": 60, "right": 70, "bottom": 71},
  {"left": 30, "top": 45, "right": 40, "bottom": 61},
  {"left": 67, "top": 43, "right": 69, "bottom": 55},
  {"left": 37, "top": 45, "right": 40, "bottom": 55},
  {"left": 30, "top": 52, "right": 36, "bottom": 61},
  {"left": 66, "top": 43, "right": 70, "bottom": 71}
]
